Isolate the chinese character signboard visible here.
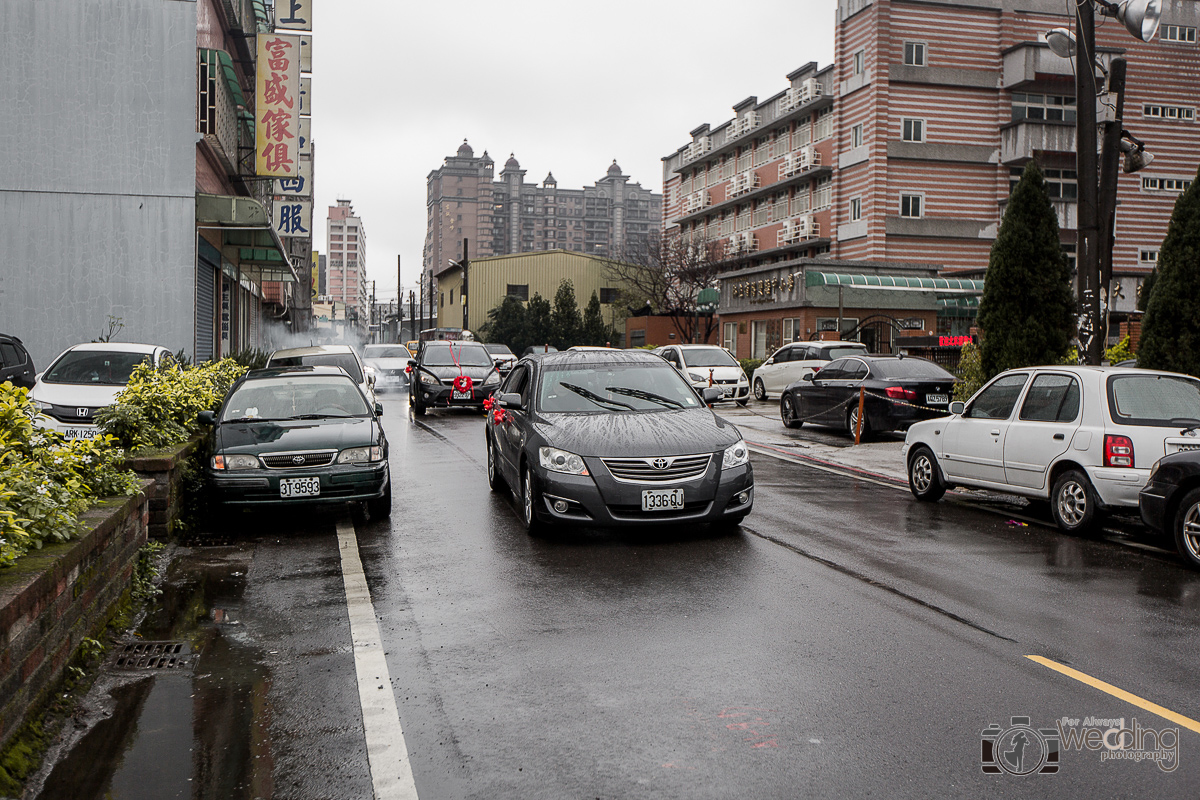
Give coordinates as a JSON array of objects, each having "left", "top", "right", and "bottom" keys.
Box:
[
  {"left": 311, "top": 252, "right": 320, "bottom": 299},
  {"left": 273, "top": 200, "right": 312, "bottom": 239},
  {"left": 275, "top": 0, "right": 312, "bottom": 31},
  {"left": 299, "top": 35, "right": 312, "bottom": 71},
  {"left": 299, "top": 77, "right": 311, "bottom": 116},
  {"left": 276, "top": 155, "right": 312, "bottom": 196},
  {"left": 255, "top": 35, "right": 301, "bottom": 177},
  {"left": 298, "top": 117, "right": 311, "bottom": 157}
]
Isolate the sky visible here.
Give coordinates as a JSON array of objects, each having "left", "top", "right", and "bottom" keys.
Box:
[{"left": 308, "top": 1, "right": 838, "bottom": 303}]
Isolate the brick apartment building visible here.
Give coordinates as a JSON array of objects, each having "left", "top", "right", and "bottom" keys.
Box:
[
  {"left": 663, "top": 0, "right": 1200, "bottom": 357},
  {"left": 423, "top": 141, "right": 662, "bottom": 317}
]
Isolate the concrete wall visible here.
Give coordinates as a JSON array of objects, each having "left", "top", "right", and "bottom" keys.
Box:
[{"left": 0, "top": 0, "right": 198, "bottom": 369}]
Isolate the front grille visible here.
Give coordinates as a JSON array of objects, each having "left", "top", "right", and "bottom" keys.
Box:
[
  {"left": 602, "top": 454, "right": 712, "bottom": 484},
  {"left": 262, "top": 450, "right": 336, "bottom": 469},
  {"left": 46, "top": 404, "right": 98, "bottom": 424}
]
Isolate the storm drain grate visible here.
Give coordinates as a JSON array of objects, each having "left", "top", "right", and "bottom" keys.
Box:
[
  {"left": 180, "top": 534, "right": 236, "bottom": 547},
  {"left": 110, "top": 640, "right": 197, "bottom": 671}
]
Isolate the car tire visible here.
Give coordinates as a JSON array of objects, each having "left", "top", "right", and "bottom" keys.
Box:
[
  {"left": 367, "top": 478, "right": 392, "bottom": 519},
  {"left": 1050, "top": 469, "right": 1100, "bottom": 534},
  {"left": 907, "top": 446, "right": 946, "bottom": 502},
  {"left": 487, "top": 435, "right": 506, "bottom": 492},
  {"left": 1172, "top": 487, "right": 1200, "bottom": 569},
  {"left": 753, "top": 378, "right": 766, "bottom": 401},
  {"left": 411, "top": 394, "right": 426, "bottom": 416},
  {"left": 522, "top": 464, "right": 547, "bottom": 536},
  {"left": 780, "top": 394, "right": 802, "bottom": 429},
  {"left": 736, "top": 397, "right": 748, "bottom": 407},
  {"left": 848, "top": 406, "right": 870, "bottom": 438}
]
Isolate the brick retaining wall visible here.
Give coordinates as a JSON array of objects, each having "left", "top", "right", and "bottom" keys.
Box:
[
  {"left": 0, "top": 482, "right": 151, "bottom": 752},
  {"left": 126, "top": 437, "right": 200, "bottom": 539}
]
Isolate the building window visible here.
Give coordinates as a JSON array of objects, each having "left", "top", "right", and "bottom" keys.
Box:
[
  {"left": 449, "top": 289, "right": 455, "bottom": 305},
  {"left": 900, "top": 193, "right": 924, "bottom": 218},
  {"left": 783, "top": 317, "right": 803, "bottom": 343},
  {"left": 815, "top": 107, "right": 833, "bottom": 141},
  {"left": 1012, "top": 93, "right": 1076, "bottom": 122},
  {"left": 850, "top": 123, "right": 863, "bottom": 149},
  {"left": 440, "top": 292, "right": 445, "bottom": 308},
  {"left": 901, "top": 118, "right": 925, "bottom": 142},
  {"left": 1010, "top": 167, "right": 1077, "bottom": 199},
  {"left": 506, "top": 284, "right": 529, "bottom": 301},
  {"left": 1162, "top": 24, "right": 1198, "bottom": 43},
  {"left": 1143, "top": 104, "right": 1195, "bottom": 121},
  {"left": 849, "top": 196, "right": 862, "bottom": 221},
  {"left": 751, "top": 320, "right": 768, "bottom": 359},
  {"left": 852, "top": 49, "right": 865, "bottom": 76},
  {"left": 814, "top": 176, "right": 832, "bottom": 210},
  {"left": 903, "top": 41, "right": 926, "bottom": 66},
  {"left": 1140, "top": 249, "right": 1159, "bottom": 264},
  {"left": 599, "top": 287, "right": 619, "bottom": 303},
  {"left": 723, "top": 322, "right": 738, "bottom": 355},
  {"left": 1062, "top": 243, "right": 1076, "bottom": 271},
  {"left": 1143, "top": 176, "right": 1193, "bottom": 192}
]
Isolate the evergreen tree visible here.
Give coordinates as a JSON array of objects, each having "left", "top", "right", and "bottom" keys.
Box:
[
  {"left": 1138, "top": 166, "right": 1200, "bottom": 375},
  {"left": 581, "top": 291, "right": 608, "bottom": 346},
  {"left": 524, "top": 292, "right": 553, "bottom": 352},
  {"left": 550, "top": 279, "right": 582, "bottom": 349},
  {"left": 480, "top": 295, "right": 528, "bottom": 355},
  {"left": 977, "top": 162, "right": 1074, "bottom": 378}
]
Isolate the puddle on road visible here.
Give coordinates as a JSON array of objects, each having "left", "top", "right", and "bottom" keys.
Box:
[{"left": 34, "top": 544, "right": 275, "bottom": 800}]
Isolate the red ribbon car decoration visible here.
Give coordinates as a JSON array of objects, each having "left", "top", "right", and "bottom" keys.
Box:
[{"left": 452, "top": 375, "right": 474, "bottom": 393}]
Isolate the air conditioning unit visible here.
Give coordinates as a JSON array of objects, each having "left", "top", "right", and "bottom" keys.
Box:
[
  {"left": 799, "top": 145, "right": 819, "bottom": 169},
  {"left": 797, "top": 215, "right": 817, "bottom": 237},
  {"left": 802, "top": 78, "right": 822, "bottom": 102},
  {"left": 742, "top": 231, "right": 758, "bottom": 252},
  {"left": 780, "top": 87, "right": 801, "bottom": 113}
]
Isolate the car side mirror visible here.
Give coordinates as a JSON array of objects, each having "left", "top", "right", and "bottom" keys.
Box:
[
  {"left": 764, "top": 358, "right": 774, "bottom": 366},
  {"left": 498, "top": 392, "right": 524, "bottom": 410},
  {"left": 197, "top": 410, "right": 215, "bottom": 426},
  {"left": 702, "top": 386, "right": 722, "bottom": 404},
  {"left": 407, "top": 359, "right": 417, "bottom": 369},
  {"left": 949, "top": 401, "right": 965, "bottom": 415},
  {"left": 801, "top": 373, "right": 814, "bottom": 382},
  {"left": 374, "top": 402, "right": 384, "bottom": 417}
]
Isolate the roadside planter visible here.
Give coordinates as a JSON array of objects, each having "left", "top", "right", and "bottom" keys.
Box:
[{"left": 123, "top": 435, "right": 203, "bottom": 539}]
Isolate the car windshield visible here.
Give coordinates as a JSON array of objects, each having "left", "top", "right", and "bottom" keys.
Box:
[
  {"left": 1108, "top": 374, "right": 1200, "bottom": 426},
  {"left": 363, "top": 346, "right": 410, "bottom": 359},
  {"left": 875, "top": 359, "right": 955, "bottom": 380},
  {"left": 423, "top": 343, "right": 493, "bottom": 367},
  {"left": 485, "top": 344, "right": 514, "bottom": 355},
  {"left": 43, "top": 350, "right": 153, "bottom": 385},
  {"left": 681, "top": 348, "right": 738, "bottom": 368},
  {"left": 539, "top": 363, "right": 702, "bottom": 413},
  {"left": 270, "top": 353, "right": 364, "bottom": 383},
  {"left": 221, "top": 375, "right": 370, "bottom": 421},
  {"left": 823, "top": 345, "right": 869, "bottom": 360}
]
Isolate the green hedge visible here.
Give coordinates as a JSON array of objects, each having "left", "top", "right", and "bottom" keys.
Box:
[{"left": 739, "top": 359, "right": 763, "bottom": 382}]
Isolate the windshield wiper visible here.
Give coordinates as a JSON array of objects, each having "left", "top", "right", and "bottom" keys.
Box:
[
  {"left": 1170, "top": 417, "right": 1200, "bottom": 434},
  {"left": 604, "top": 386, "right": 686, "bottom": 409},
  {"left": 223, "top": 416, "right": 283, "bottom": 424},
  {"left": 284, "top": 413, "right": 354, "bottom": 420},
  {"left": 559, "top": 382, "right": 635, "bottom": 411}
]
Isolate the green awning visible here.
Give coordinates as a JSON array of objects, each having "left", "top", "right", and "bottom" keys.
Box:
[
  {"left": 937, "top": 296, "right": 979, "bottom": 317},
  {"left": 196, "top": 193, "right": 297, "bottom": 283},
  {"left": 805, "top": 271, "right": 984, "bottom": 294},
  {"left": 214, "top": 49, "right": 247, "bottom": 109}
]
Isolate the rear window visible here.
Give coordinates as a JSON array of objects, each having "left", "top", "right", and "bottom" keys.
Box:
[
  {"left": 874, "top": 358, "right": 955, "bottom": 380},
  {"left": 1107, "top": 374, "right": 1200, "bottom": 426},
  {"left": 363, "top": 346, "right": 410, "bottom": 359},
  {"left": 270, "top": 353, "right": 363, "bottom": 383},
  {"left": 820, "top": 345, "right": 869, "bottom": 361}
]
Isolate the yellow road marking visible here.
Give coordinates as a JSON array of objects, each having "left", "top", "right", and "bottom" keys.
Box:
[{"left": 1026, "top": 655, "right": 1200, "bottom": 734}]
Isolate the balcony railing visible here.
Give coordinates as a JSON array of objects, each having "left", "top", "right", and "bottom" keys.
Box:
[
  {"left": 198, "top": 49, "right": 241, "bottom": 173},
  {"left": 1000, "top": 120, "right": 1076, "bottom": 165}
]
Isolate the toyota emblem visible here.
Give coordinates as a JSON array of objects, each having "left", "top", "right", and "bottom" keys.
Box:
[
  {"left": 651, "top": 458, "right": 670, "bottom": 470},
  {"left": 292, "top": 456, "right": 306, "bottom": 464}
]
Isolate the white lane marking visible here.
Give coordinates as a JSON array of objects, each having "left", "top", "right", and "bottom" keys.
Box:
[{"left": 336, "top": 518, "right": 419, "bottom": 800}]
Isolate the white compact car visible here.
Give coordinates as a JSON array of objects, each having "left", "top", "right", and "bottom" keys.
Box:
[
  {"left": 362, "top": 344, "right": 412, "bottom": 392},
  {"left": 30, "top": 342, "right": 174, "bottom": 440},
  {"left": 267, "top": 344, "right": 376, "bottom": 405},
  {"left": 653, "top": 344, "right": 750, "bottom": 404},
  {"left": 752, "top": 340, "right": 869, "bottom": 400},
  {"left": 903, "top": 365, "right": 1200, "bottom": 533}
]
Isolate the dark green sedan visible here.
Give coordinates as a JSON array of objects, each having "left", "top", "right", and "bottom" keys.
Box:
[{"left": 200, "top": 366, "right": 391, "bottom": 517}]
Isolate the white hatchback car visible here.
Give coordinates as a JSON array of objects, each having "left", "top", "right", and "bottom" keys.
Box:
[
  {"left": 903, "top": 365, "right": 1200, "bottom": 533},
  {"left": 30, "top": 342, "right": 174, "bottom": 440},
  {"left": 266, "top": 345, "right": 376, "bottom": 405},
  {"left": 653, "top": 344, "right": 750, "bottom": 405},
  {"left": 752, "top": 341, "right": 869, "bottom": 400}
]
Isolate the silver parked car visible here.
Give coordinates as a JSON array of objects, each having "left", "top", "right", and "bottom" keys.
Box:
[{"left": 903, "top": 365, "right": 1200, "bottom": 533}]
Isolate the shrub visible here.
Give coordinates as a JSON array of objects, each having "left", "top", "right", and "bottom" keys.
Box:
[
  {"left": 95, "top": 359, "right": 246, "bottom": 452},
  {"left": 954, "top": 342, "right": 986, "bottom": 401},
  {"left": 0, "top": 382, "right": 140, "bottom": 567},
  {"left": 739, "top": 359, "right": 763, "bottom": 382},
  {"left": 230, "top": 347, "right": 270, "bottom": 370}
]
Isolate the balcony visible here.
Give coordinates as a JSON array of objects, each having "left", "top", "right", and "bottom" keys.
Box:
[
  {"left": 1000, "top": 197, "right": 1078, "bottom": 231},
  {"left": 1003, "top": 42, "right": 1118, "bottom": 89},
  {"left": 1000, "top": 120, "right": 1076, "bottom": 165},
  {"left": 198, "top": 48, "right": 245, "bottom": 177}
]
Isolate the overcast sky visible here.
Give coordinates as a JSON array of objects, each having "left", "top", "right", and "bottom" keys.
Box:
[{"left": 309, "top": 1, "right": 837, "bottom": 302}]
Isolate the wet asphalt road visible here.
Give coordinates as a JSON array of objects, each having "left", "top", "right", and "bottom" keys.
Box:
[{"left": 32, "top": 390, "right": 1200, "bottom": 798}]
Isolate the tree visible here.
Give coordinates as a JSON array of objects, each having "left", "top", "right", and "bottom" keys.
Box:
[
  {"left": 977, "top": 162, "right": 1074, "bottom": 378},
  {"left": 581, "top": 291, "right": 608, "bottom": 346},
  {"left": 1138, "top": 166, "right": 1200, "bottom": 375},
  {"left": 480, "top": 295, "right": 528, "bottom": 355},
  {"left": 550, "top": 279, "right": 582, "bottom": 349},
  {"left": 524, "top": 292, "right": 553, "bottom": 351},
  {"left": 604, "top": 232, "right": 727, "bottom": 344}
]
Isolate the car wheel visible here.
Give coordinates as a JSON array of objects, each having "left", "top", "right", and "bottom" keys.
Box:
[
  {"left": 411, "top": 394, "right": 425, "bottom": 416},
  {"left": 1050, "top": 469, "right": 1100, "bottom": 534},
  {"left": 780, "top": 394, "right": 802, "bottom": 429},
  {"left": 522, "top": 465, "right": 547, "bottom": 536},
  {"left": 848, "top": 406, "right": 870, "bottom": 438},
  {"left": 487, "top": 435, "right": 506, "bottom": 492},
  {"left": 1172, "top": 488, "right": 1200, "bottom": 569},
  {"left": 753, "top": 378, "right": 766, "bottom": 401},
  {"left": 907, "top": 446, "right": 946, "bottom": 502},
  {"left": 367, "top": 478, "right": 392, "bottom": 519}
]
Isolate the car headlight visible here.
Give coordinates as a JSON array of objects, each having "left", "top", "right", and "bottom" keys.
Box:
[
  {"left": 483, "top": 371, "right": 500, "bottom": 386},
  {"left": 1149, "top": 459, "right": 1161, "bottom": 480},
  {"left": 338, "top": 446, "right": 384, "bottom": 464},
  {"left": 539, "top": 446, "right": 589, "bottom": 476},
  {"left": 688, "top": 372, "right": 707, "bottom": 383},
  {"left": 419, "top": 370, "right": 440, "bottom": 385},
  {"left": 739, "top": 371, "right": 748, "bottom": 383},
  {"left": 31, "top": 398, "right": 52, "bottom": 413},
  {"left": 722, "top": 439, "right": 749, "bottom": 469},
  {"left": 212, "top": 453, "right": 260, "bottom": 470}
]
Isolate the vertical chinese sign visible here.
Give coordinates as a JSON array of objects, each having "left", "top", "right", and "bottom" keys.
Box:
[{"left": 255, "top": 34, "right": 301, "bottom": 178}]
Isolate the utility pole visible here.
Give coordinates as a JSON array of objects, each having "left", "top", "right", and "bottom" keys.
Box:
[
  {"left": 1075, "top": 0, "right": 1102, "bottom": 365},
  {"left": 461, "top": 238, "right": 470, "bottom": 333},
  {"left": 396, "top": 254, "right": 402, "bottom": 342},
  {"left": 409, "top": 289, "right": 416, "bottom": 342},
  {"left": 370, "top": 280, "right": 377, "bottom": 344}
]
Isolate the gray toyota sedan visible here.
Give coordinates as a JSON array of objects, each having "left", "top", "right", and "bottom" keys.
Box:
[{"left": 484, "top": 350, "right": 753, "bottom": 534}]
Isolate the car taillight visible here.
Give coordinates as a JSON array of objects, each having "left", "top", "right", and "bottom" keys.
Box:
[
  {"left": 1104, "top": 434, "right": 1134, "bottom": 468},
  {"left": 885, "top": 386, "right": 918, "bottom": 401},
  {"left": 811, "top": 366, "right": 820, "bottom": 373}
]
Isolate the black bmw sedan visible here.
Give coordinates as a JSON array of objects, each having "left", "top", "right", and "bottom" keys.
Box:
[
  {"left": 199, "top": 366, "right": 391, "bottom": 517},
  {"left": 408, "top": 341, "right": 501, "bottom": 415},
  {"left": 780, "top": 354, "right": 957, "bottom": 435},
  {"left": 483, "top": 350, "right": 754, "bottom": 534}
]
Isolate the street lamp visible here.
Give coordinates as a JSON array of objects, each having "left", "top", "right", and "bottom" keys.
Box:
[{"left": 1044, "top": 0, "right": 1159, "bottom": 364}]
